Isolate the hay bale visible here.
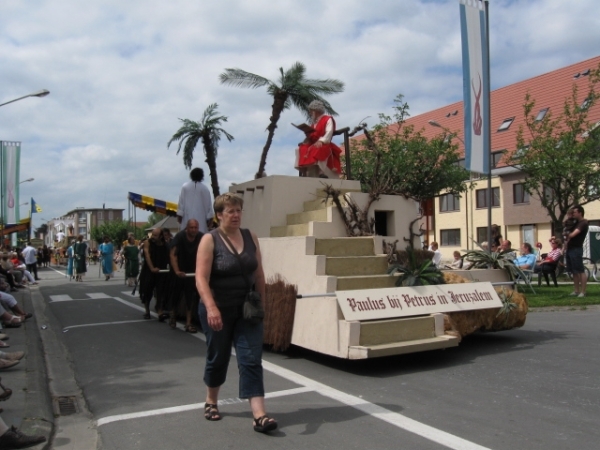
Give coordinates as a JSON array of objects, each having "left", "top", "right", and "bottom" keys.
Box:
[
  {"left": 264, "top": 274, "right": 298, "bottom": 352},
  {"left": 441, "top": 273, "right": 528, "bottom": 340}
]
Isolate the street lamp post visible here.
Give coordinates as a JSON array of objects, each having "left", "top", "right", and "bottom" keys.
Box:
[
  {"left": 0, "top": 89, "right": 49, "bottom": 243},
  {"left": 428, "top": 120, "right": 466, "bottom": 146},
  {"left": 0, "top": 90, "right": 50, "bottom": 108}
]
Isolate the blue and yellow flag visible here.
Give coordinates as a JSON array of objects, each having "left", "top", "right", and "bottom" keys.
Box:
[{"left": 31, "top": 198, "right": 42, "bottom": 213}]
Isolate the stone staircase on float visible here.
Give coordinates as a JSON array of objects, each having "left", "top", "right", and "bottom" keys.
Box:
[{"left": 269, "top": 187, "right": 459, "bottom": 359}]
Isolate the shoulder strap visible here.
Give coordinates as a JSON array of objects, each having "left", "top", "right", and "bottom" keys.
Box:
[{"left": 216, "top": 229, "right": 252, "bottom": 291}]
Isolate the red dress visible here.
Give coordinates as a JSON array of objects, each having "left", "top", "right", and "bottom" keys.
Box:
[{"left": 296, "top": 115, "right": 342, "bottom": 175}]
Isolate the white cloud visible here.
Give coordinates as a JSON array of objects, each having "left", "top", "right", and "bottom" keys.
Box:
[{"left": 1, "top": 0, "right": 598, "bottom": 228}]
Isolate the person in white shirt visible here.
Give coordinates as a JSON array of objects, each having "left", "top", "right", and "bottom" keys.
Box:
[
  {"left": 429, "top": 242, "right": 442, "bottom": 268},
  {"left": 21, "top": 243, "right": 39, "bottom": 281},
  {"left": 177, "top": 168, "right": 214, "bottom": 233}
]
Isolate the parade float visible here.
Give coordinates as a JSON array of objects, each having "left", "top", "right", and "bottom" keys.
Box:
[{"left": 229, "top": 175, "right": 528, "bottom": 359}]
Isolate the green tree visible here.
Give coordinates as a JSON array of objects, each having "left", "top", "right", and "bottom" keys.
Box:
[
  {"left": 90, "top": 220, "right": 141, "bottom": 248},
  {"left": 146, "top": 212, "right": 165, "bottom": 227},
  {"left": 168, "top": 103, "right": 234, "bottom": 198},
  {"left": 512, "top": 65, "right": 600, "bottom": 233},
  {"left": 349, "top": 95, "right": 471, "bottom": 247},
  {"left": 219, "top": 62, "right": 344, "bottom": 178}
]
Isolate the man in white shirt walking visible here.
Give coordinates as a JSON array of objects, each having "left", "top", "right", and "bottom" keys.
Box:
[{"left": 176, "top": 168, "right": 214, "bottom": 233}]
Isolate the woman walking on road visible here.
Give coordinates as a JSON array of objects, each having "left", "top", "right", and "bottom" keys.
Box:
[
  {"left": 123, "top": 235, "right": 139, "bottom": 287},
  {"left": 73, "top": 235, "right": 88, "bottom": 282},
  {"left": 195, "top": 193, "right": 277, "bottom": 433},
  {"left": 99, "top": 236, "right": 114, "bottom": 281}
]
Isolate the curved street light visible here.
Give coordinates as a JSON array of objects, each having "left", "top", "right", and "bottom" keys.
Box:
[
  {"left": 0, "top": 90, "right": 50, "bottom": 108},
  {"left": 428, "top": 120, "right": 466, "bottom": 146},
  {"left": 20, "top": 178, "right": 34, "bottom": 184}
]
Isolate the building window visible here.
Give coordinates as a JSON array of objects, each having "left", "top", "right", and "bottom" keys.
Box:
[
  {"left": 491, "top": 151, "right": 504, "bottom": 168},
  {"left": 497, "top": 117, "right": 515, "bottom": 132},
  {"left": 581, "top": 96, "right": 592, "bottom": 110},
  {"left": 476, "top": 227, "right": 488, "bottom": 244},
  {"left": 535, "top": 108, "right": 549, "bottom": 121},
  {"left": 98, "top": 211, "right": 103, "bottom": 220},
  {"left": 439, "top": 194, "right": 460, "bottom": 212},
  {"left": 78, "top": 227, "right": 86, "bottom": 235},
  {"left": 441, "top": 229, "right": 461, "bottom": 246},
  {"left": 108, "top": 211, "right": 114, "bottom": 220},
  {"left": 476, "top": 187, "right": 500, "bottom": 208},
  {"left": 513, "top": 183, "right": 530, "bottom": 204},
  {"left": 79, "top": 217, "right": 86, "bottom": 224}
]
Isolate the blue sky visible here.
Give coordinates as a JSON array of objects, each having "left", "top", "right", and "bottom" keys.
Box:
[{"left": 1, "top": 0, "right": 599, "bottom": 229}]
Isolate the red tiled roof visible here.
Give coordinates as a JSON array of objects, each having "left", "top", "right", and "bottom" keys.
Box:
[{"left": 385, "top": 56, "right": 600, "bottom": 167}]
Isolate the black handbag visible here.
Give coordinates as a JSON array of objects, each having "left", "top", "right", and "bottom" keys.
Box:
[{"left": 217, "top": 230, "right": 264, "bottom": 324}]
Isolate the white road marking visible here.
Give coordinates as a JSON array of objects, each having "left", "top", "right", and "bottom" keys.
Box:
[
  {"left": 55, "top": 292, "right": 491, "bottom": 450},
  {"left": 48, "top": 293, "right": 113, "bottom": 302},
  {"left": 63, "top": 320, "right": 149, "bottom": 331},
  {"left": 47, "top": 266, "right": 68, "bottom": 276},
  {"left": 96, "top": 387, "right": 313, "bottom": 427},
  {"left": 87, "top": 293, "right": 112, "bottom": 299},
  {"left": 49, "top": 294, "right": 73, "bottom": 302}
]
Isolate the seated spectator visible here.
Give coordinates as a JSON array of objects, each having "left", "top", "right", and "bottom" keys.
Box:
[
  {"left": 499, "top": 240, "right": 517, "bottom": 260},
  {"left": 534, "top": 238, "right": 562, "bottom": 273},
  {"left": 513, "top": 243, "right": 536, "bottom": 270},
  {"left": 9, "top": 253, "right": 37, "bottom": 285},
  {"left": 429, "top": 242, "right": 442, "bottom": 268},
  {"left": 446, "top": 251, "right": 463, "bottom": 269}
]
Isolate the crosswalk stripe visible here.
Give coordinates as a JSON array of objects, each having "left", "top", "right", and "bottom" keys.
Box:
[
  {"left": 49, "top": 294, "right": 73, "bottom": 302},
  {"left": 86, "top": 293, "right": 111, "bottom": 299}
]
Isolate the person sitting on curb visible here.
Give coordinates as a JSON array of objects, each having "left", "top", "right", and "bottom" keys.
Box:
[
  {"left": 0, "top": 303, "right": 22, "bottom": 331},
  {"left": 0, "top": 350, "right": 23, "bottom": 371},
  {"left": 0, "top": 292, "right": 32, "bottom": 324},
  {"left": 0, "top": 415, "right": 45, "bottom": 448}
]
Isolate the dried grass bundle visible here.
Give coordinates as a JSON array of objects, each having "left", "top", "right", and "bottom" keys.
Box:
[
  {"left": 442, "top": 272, "right": 528, "bottom": 341},
  {"left": 264, "top": 274, "right": 298, "bottom": 352}
]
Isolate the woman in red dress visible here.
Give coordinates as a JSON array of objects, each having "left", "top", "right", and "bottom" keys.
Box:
[{"left": 295, "top": 100, "right": 342, "bottom": 178}]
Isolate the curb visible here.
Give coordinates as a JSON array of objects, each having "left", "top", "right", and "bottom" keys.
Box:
[
  {"left": 29, "top": 287, "right": 99, "bottom": 449},
  {"left": 21, "top": 287, "right": 54, "bottom": 449}
]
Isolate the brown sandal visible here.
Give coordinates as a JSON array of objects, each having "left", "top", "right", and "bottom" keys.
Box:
[
  {"left": 204, "top": 403, "right": 221, "bottom": 421},
  {"left": 253, "top": 415, "right": 278, "bottom": 433}
]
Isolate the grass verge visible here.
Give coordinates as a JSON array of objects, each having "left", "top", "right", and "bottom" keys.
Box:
[{"left": 517, "top": 282, "right": 599, "bottom": 308}]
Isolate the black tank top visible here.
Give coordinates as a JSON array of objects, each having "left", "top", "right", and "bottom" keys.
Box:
[{"left": 209, "top": 228, "right": 257, "bottom": 307}]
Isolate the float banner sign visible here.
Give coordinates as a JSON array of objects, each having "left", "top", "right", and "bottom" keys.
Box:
[{"left": 336, "top": 282, "right": 503, "bottom": 321}]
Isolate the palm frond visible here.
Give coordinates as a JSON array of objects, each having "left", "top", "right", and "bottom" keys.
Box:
[{"left": 219, "top": 68, "right": 272, "bottom": 89}]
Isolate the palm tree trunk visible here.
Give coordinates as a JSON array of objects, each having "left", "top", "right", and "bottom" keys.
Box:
[
  {"left": 202, "top": 135, "right": 220, "bottom": 198},
  {"left": 256, "top": 92, "right": 288, "bottom": 179}
]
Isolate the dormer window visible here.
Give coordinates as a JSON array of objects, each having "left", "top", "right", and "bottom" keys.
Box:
[
  {"left": 535, "top": 108, "right": 549, "bottom": 121},
  {"left": 497, "top": 117, "right": 514, "bottom": 132}
]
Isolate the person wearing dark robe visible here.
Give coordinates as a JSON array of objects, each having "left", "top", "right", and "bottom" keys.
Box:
[{"left": 73, "top": 235, "right": 88, "bottom": 282}]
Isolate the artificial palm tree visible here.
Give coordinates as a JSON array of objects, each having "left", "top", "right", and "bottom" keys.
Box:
[
  {"left": 167, "top": 103, "right": 233, "bottom": 198},
  {"left": 219, "top": 62, "right": 344, "bottom": 178}
]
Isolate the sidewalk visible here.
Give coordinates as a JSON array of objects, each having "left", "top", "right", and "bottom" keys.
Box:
[{"left": 1, "top": 285, "right": 53, "bottom": 450}]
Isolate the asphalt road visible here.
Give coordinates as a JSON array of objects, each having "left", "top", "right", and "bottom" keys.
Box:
[{"left": 34, "top": 265, "right": 600, "bottom": 449}]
